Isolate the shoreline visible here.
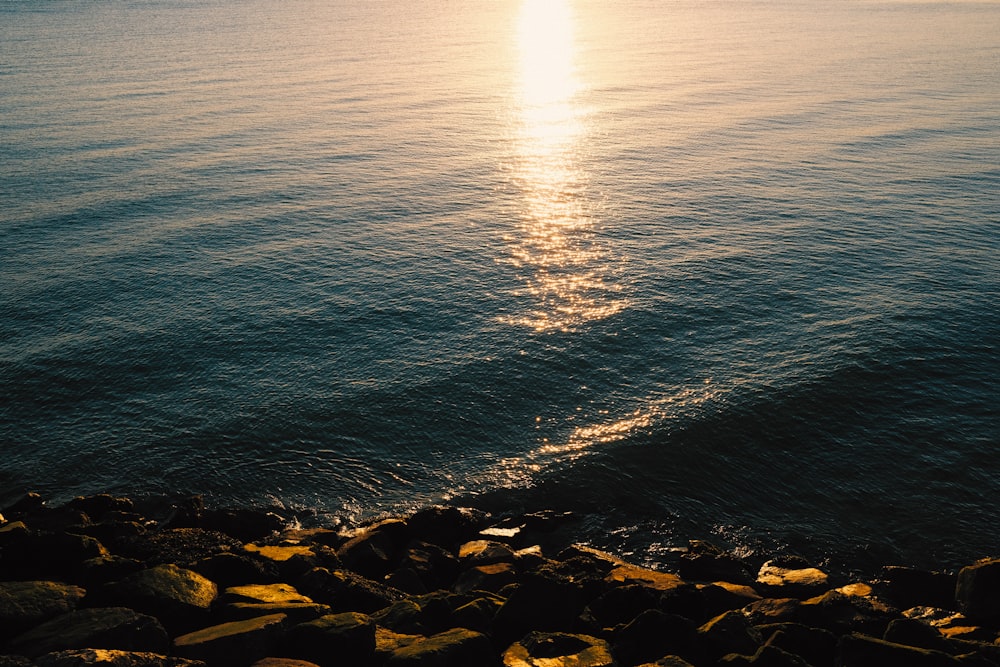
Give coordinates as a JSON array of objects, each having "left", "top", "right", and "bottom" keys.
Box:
[{"left": 2, "top": 491, "right": 1000, "bottom": 666}]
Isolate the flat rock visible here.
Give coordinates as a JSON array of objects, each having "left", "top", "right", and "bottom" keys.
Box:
[
  {"left": 756, "top": 560, "right": 829, "bottom": 599},
  {"left": 219, "top": 583, "right": 312, "bottom": 605},
  {"left": 458, "top": 540, "right": 516, "bottom": 566},
  {"left": 173, "top": 613, "right": 287, "bottom": 666},
  {"left": 374, "top": 627, "right": 422, "bottom": 663},
  {"left": 284, "top": 612, "right": 376, "bottom": 667},
  {"left": 34, "top": 650, "right": 203, "bottom": 667},
  {"left": 606, "top": 564, "right": 685, "bottom": 592},
  {"left": 94, "top": 564, "right": 217, "bottom": 633},
  {"left": 503, "top": 631, "right": 616, "bottom": 667},
  {"left": 7, "top": 607, "right": 169, "bottom": 658},
  {"left": 218, "top": 602, "right": 331, "bottom": 624},
  {"left": 386, "top": 627, "right": 495, "bottom": 667}
]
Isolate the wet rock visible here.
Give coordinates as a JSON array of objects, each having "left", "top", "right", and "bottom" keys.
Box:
[
  {"left": 956, "top": 559, "right": 1000, "bottom": 623},
  {"left": 613, "top": 610, "right": 699, "bottom": 666},
  {"left": 836, "top": 632, "right": 962, "bottom": 666},
  {"left": 503, "top": 631, "right": 615, "bottom": 667},
  {"left": 407, "top": 506, "right": 489, "bottom": 550},
  {"left": 678, "top": 541, "right": 752, "bottom": 585},
  {"left": 92, "top": 564, "right": 217, "bottom": 633},
  {"left": 0, "top": 580, "right": 87, "bottom": 638},
  {"left": 453, "top": 562, "right": 519, "bottom": 594},
  {"left": 879, "top": 566, "right": 957, "bottom": 611},
  {"left": 173, "top": 613, "right": 288, "bottom": 666},
  {"left": 3, "top": 492, "right": 46, "bottom": 518},
  {"left": 296, "top": 567, "right": 404, "bottom": 614},
  {"left": 65, "top": 495, "right": 135, "bottom": 522},
  {"left": 7, "top": 607, "right": 169, "bottom": 658},
  {"left": 336, "top": 519, "right": 408, "bottom": 580},
  {"left": 284, "top": 612, "right": 376, "bottom": 667},
  {"left": 35, "top": 649, "right": 204, "bottom": 667},
  {"left": 397, "top": 541, "right": 460, "bottom": 592},
  {"left": 756, "top": 560, "right": 829, "bottom": 600},
  {"left": 386, "top": 627, "right": 495, "bottom": 667},
  {"left": 193, "top": 552, "right": 280, "bottom": 587},
  {"left": 459, "top": 540, "right": 516, "bottom": 567},
  {"left": 697, "top": 610, "right": 762, "bottom": 661},
  {"left": 756, "top": 623, "right": 837, "bottom": 667},
  {"left": 116, "top": 529, "right": 242, "bottom": 568},
  {"left": 199, "top": 508, "right": 286, "bottom": 542}
]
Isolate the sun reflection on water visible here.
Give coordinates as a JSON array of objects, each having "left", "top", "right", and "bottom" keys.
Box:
[{"left": 501, "top": 0, "right": 626, "bottom": 333}]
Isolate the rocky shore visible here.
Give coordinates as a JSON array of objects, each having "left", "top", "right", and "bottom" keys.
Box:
[{"left": 1, "top": 493, "right": 999, "bottom": 666}]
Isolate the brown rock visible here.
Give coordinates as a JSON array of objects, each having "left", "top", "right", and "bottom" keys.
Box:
[
  {"left": 386, "top": 627, "right": 495, "bottom": 666},
  {"left": 0, "top": 581, "right": 87, "bottom": 637},
  {"left": 699, "top": 581, "right": 762, "bottom": 617},
  {"left": 459, "top": 540, "right": 516, "bottom": 567},
  {"left": 284, "top": 612, "right": 376, "bottom": 667},
  {"left": 218, "top": 583, "right": 312, "bottom": 605},
  {"left": 698, "top": 610, "right": 762, "bottom": 660},
  {"left": 756, "top": 560, "right": 829, "bottom": 600},
  {"left": 173, "top": 613, "right": 288, "bottom": 666},
  {"left": 7, "top": 607, "right": 169, "bottom": 658},
  {"left": 453, "top": 562, "right": 519, "bottom": 594},
  {"left": 606, "top": 565, "right": 685, "bottom": 592},
  {"left": 93, "top": 564, "right": 217, "bottom": 633},
  {"left": 296, "top": 567, "right": 404, "bottom": 614},
  {"left": 678, "top": 541, "right": 752, "bottom": 585},
  {"left": 503, "top": 631, "right": 615, "bottom": 667},
  {"left": 34, "top": 649, "right": 204, "bottom": 667}
]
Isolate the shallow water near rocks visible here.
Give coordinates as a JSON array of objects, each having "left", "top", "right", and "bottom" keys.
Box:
[{"left": 2, "top": 0, "right": 998, "bottom": 574}]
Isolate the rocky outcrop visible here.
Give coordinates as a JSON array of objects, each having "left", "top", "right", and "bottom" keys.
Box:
[{"left": 2, "top": 492, "right": 1000, "bottom": 667}]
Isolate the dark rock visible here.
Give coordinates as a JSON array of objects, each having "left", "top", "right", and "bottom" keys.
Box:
[
  {"left": 756, "top": 560, "right": 829, "bottom": 600},
  {"left": 659, "top": 582, "right": 710, "bottom": 624},
  {"left": 726, "top": 644, "right": 811, "bottom": 666},
  {"left": 65, "top": 495, "right": 135, "bottom": 522},
  {"left": 199, "top": 508, "right": 286, "bottom": 542},
  {"left": 193, "top": 552, "right": 280, "bottom": 587},
  {"left": 244, "top": 544, "right": 342, "bottom": 581},
  {"left": 453, "top": 562, "right": 519, "bottom": 594},
  {"left": 699, "top": 581, "right": 762, "bottom": 617},
  {"left": 35, "top": 649, "right": 205, "bottom": 667},
  {"left": 7, "top": 607, "right": 169, "bottom": 658},
  {"left": 397, "top": 541, "right": 460, "bottom": 591},
  {"left": 250, "top": 660, "right": 320, "bottom": 667},
  {"left": 493, "top": 576, "right": 588, "bottom": 646},
  {"left": 756, "top": 623, "right": 837, "bottom": 667},
  {"left": 581, "top": 584, "right": 661, "bottom": 632},
  {"left": 450, "top": 596, "right": 503, "bottom": 633},
  {"left": 634, "top": 658, "right": 695, "bottom": 667},
  {"left": 406, "top": 506, "right": 489, "bottom": 550},
  {"left": 0, "top": 580, "right": 87, "bottom": 639},
  {"left": 743, "top": 599, "right": 802, "bottom": 626},
  {"left": 218, "top": 602, "right": 330, "bottom": 624},
  {"left": 678, "top": 541, "right": 752, "bottom": 585},
  {"left": 613, "top": 610, "right": 699, "bottom": 666},
  {"left": 697, "top": 610, "right": 762, "bottom": 661},
  {"left": 386, "top": 627, "right": 495, "bottom": 666},
  {"left": 4, "top": 492, "right": 46, "bottom": 518},
  {"left": 76, "top": 556, "right": 144, "bottom": 588},
  {"left": 284, "top": 612, "right": 376, "bottom": 667},
  {"left": 883, "top": 617, "right": 954, "bottom": 654},
  {"left": 956, "top": 559, "right": 1000, "bottom": 623},
  {"left": 836, "top": 632, "right": 962, "bottom": 666},
  {"left": 91, "top": 563, "right": 217, "bottom": 634},
  {"left": 371, "top": 599, "right": 427, "bottom": 635},
  {"left": 336, "top": 527, "right": 397, "bottom": 579},
  {"left": 502, "top": 631, "right": 615, "bottom": 666},
  {"left": 408, "top": 591, "right": 457, "bottom": 636},
  {"left": 880, "top": 566, "right": 958, "bottom": 611},
  {"left": 0, "top": 657, "right": 33, "bottom": 667},
  {"left": 458, "top": 540, "right": 516, "bottom": 567},
  {"left": 798, "top": 589, "right": 896, "bottom": 636},
  {"left": 296, "top": 567, "right": 404, "bottom": 614},
  {"left": 173, "top": 613, "right": 287, "bottom": 666},
  {"left": 75, "top": 521, "right": 147, "bottom": 548},
  {"left": 1, "top": 530, "right": 108, "bottom": 581},
  {"left": 115, "top": 529, "right": 242, "bottom": 567}
]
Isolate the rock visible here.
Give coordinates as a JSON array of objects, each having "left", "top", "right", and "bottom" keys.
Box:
[
  {"left": 797, "top": 590, "right": 896, "bottom": 636},
  {"left": 218, "top": 602, "right": 331, "bottom": 624},
  {"left": 659, "top": 582, "right": 710, "bottom": 624},
  {"left": 880, "top": 566, "right": 957, "bottom": 611},
  {"left": 0, "top": 530, "right": 108, "bottom": 580},
  {"left": 4, "top": 492, "right": 46, "bottom": 518},
  {"left": 677, "top": 541, "right": 752, "bottom": 585},
  {"left": 374, "top": 627, "right": 422, "bottom": 663},
  {"left": 116, "top": 529, "right": 242, "bottom": 567},
  {"left": 697, "top": 610, "right": 762, "bottom": 660},
  {"left": 297, "top": 567, "right": 404, "bottom": 614},
  {"left": 634, "top": 659, "right": 695, "bottom": 667},
  {"left": 723, "top": 644, "right": 811, "bottom": 666},
  {"left": 386, "top": 627, "right": 495, "bottom": 667},
  {"left": 35, "top": 649, "right": 204, "bottom": 667},
  {"left": 173, "top": 613, "right": 288, "bottom": 666},
  {"left": 756, "top": 623, "right": 837, "bottom": 667},
  {"left": 743, "top": 599, "right": 802, "bottom": 625},
  {"left": 502, "top": 631, "right": 616, "bottom": 667},
  {"left": 249, "top": 659, "right": 320, "bottom": 667},
  {"left": 7, "top": 607, "right": 169, "bottom": 658},
  {"left": 406, "top": 506, "right": 488, "bottom": 549},
  {"left": 336, "top": 520, "right": 407, "bottom": 580},
  {"left": 453, "top": 562, "right": 519, "bottom": 594},
  {"left": 0, "top": 580, "right": 87, "bottom": 638},
  {"left": 245, "top": 544, "right": 341, "bottom": 580},
  {"left": 76, "top": 556, "right": 145, "bottom": 588},
  {"left": 93, "top": 563, "right": 217, "bottom": 633},
  {"left": 699, "top": 581, "right": 762, "bottom": 617},
  {"left": 581, "top": 584, "right": 662, "bottom": 631},
  {"left": 756, "top": 560, "right": 829, "bottom": 599},
  {"left": 836, "top": 632, "right": 962, "bottom": 666},
  {"left": 284, "top": 612, "right": 376, "bottom": 667},
  {"left": 956, "top": 559, "right": 1000, "bottom": 623},
  {"left": 66, "top": 495, "right": 135, "bottom": 522},
  {"left": 883, "top": 617, "right": 953, "bottom": 653},
  {"left": 606, "top": 564, "right": 685, "bottom": 593},
  {"left": 459, "top": 540, "right": 516, "bottom": 567},
  {"left": 397, "top": 541, "right": 460, "bottom": 591},
  {"left": 371, "top": 599, "right": 427, "bottom": 635},
  {"left": 493, "top": 576, "right": 588, "bottom": 646},
  {"left": 193, "top": 552, "right": 280, "bottom": 587},
  {"left": 613, "top": 610, "right": 699, "bottom": 666},
  {"left": 218, "top": 583, "right": 312, "bottom": 605},
  {"left": 199, "top": 508, "right": 286, "bottom": 542},
  {"left": 450, "top": 596, "right": 503, "bottom": 633}
]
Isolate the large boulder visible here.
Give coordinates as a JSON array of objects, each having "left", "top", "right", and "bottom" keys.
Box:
[
  {"left": 386, "top": 627, "right": 495, "bottom": 667},
  {"left": 879, "top": 566, "right": 957, "bottom": 611},
  {"left": 173, "top": 613, "right": 288, "bottom": 666},
  {"left": 296, "top": 567, "right": 403, "bottom": 614},
  {"left": 6, "top": 607, "right": 169, "bottom": 658},
  {"left": 755, "top": 624, "right": 837, "bottom": 667},
  {"left": 0, "top": 530, "right": 108, "bottom": 580},
  {"left": 503, "top": 631, "right": 616, "bottom": 667},
  {"left": 218, "top": 583, "right": 312, "bottom": 605},
  {"left": 406, "top": 506, "right": 488, "bottom": 549},
  {"left": 92, "top": 564, "right": 217, "bottom": 633},
  {"left": 836, "top": 633, "right": 961, "bottom": 666},
  {"left": 284, "top": 612, "right": 376, "bottom": 667},
  {"left": 756, "top": 560, "right": 829, "bottom": 600},
  {"left": 0, "top": 581, "right": 87, "bottom": 638},
  {"left": 493, "top": 576, "right": 587, "bottom": 646},
  {"left": 697, "top": 610, "right": 762, "bottom": 661},
  {"left": 613, "top": 610, "right": 699, "bottom": 666},
  {"left": 956, "top": 558, "right": 1000, "bottom": 622},
  {"left": 677, "top": 542, "right": 752, "bottom": 585}
]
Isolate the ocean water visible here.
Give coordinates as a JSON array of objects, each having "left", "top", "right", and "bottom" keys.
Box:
[{"left": 2, "top": 0, "right": 998, "bottom": 573}]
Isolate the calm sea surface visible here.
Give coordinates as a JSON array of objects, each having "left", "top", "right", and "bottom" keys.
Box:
[{"left": 2, "top": 0, "right": 998, "bottom": 572}]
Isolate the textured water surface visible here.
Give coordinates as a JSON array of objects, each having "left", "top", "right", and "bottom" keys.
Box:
[{"left": 2, "top": 0, "right": 998, "bottom": 572}]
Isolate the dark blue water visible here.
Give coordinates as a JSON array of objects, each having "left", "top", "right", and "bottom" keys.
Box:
[{"left": 2, "top": 0, "right": 998, "bottom": 573}]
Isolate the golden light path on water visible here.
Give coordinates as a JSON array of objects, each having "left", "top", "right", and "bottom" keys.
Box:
[
  {"left": 478, "top": 1, "right": 721, "bottom": 490},
  {"left": 501, "top": 0, "right": 626, "bottom": 333}
]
